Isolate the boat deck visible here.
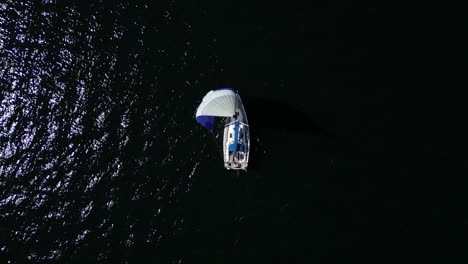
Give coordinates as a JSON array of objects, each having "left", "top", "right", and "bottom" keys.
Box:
[{"left": 223, "top": 121, "right": 249, "bottom": 171}]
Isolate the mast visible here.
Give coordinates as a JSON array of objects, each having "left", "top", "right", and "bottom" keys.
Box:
[{"left": 232, "top": 90, "right": 240, "bottom": 161}]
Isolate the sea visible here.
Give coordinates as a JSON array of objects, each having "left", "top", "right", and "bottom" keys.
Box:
[{"left": 1, "top": 1, "right": 465, "bottom": 263}]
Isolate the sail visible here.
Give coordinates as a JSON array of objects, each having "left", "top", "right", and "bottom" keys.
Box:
[{"left": 195, "top": 88, "right": 236, "bottom": 130}]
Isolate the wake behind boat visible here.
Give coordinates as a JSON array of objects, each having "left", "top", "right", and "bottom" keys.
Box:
[{"left": 195, "top": 88, "right": 250, "bottom": 171}]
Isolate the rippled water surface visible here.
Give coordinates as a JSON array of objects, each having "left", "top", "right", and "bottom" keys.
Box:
[{"left": 0, "top": 1, "right": 227, "bottom": 262}]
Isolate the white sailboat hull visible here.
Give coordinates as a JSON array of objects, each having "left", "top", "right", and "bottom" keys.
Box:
[{"left": 222, "top": 94, "right": 249, "bottom": 171}]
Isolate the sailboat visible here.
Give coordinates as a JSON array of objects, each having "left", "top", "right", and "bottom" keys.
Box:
[{"left": 195, "top": 88, "right": 250, "bottom": 171}]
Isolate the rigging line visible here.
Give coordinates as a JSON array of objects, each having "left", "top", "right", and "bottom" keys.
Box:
[
  {"left": 210, "top": 130, "right": 224, "bottom": 161},
  {"left": 200, "top": 140, "right": 208, "bottom": 153}
]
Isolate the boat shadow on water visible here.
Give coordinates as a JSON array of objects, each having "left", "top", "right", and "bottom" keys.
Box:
[
  {"left": 241, "top": 96, "right": 335, "bottom": 172},
  {"left": 243, "top": 96, "right": 325, "bottom": 136}
]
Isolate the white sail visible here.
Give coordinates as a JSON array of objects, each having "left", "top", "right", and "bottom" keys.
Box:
[{"left": 195, "top": 89, "right": 236, "bottom": 117}]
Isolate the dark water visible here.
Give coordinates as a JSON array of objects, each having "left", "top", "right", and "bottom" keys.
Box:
[{"left": 1, "top": 1, "right": 465, "bottom": 263}]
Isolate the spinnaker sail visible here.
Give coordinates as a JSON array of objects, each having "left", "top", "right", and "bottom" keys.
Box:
[{"left": 195, "top": 88, "right": 237, "bottom": 130}]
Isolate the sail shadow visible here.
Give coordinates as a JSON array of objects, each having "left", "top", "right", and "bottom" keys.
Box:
[
  {"left": 241, "top": 96, "right": 335, "bottom": 172},
  {"left": 242, "top": 96, "right": 332, "bottom": 138}
]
